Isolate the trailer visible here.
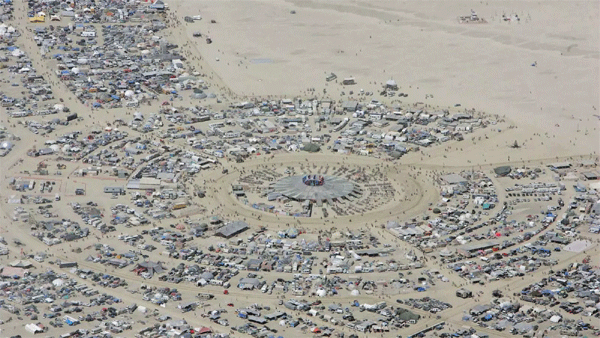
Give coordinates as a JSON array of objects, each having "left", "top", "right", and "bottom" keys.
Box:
[
  {"left": 196, "top": 293, "right": 214, "bottom": 300},
  {"left": 59, "top": 261, "right": 78, "bottom": 268},
  {"left": 104, "top": 187, "right": 125, "bottom": 195}
]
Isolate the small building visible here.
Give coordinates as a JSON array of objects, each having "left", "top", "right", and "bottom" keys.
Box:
[
  {"left": 342, "top": 101, "right": 358, "bottom": 112},
  {"left": 238, "top": 277, "right": 261, "bottom": 290},
  {"left": 246, "top": 259, "right": 263, "bottom": 271}
]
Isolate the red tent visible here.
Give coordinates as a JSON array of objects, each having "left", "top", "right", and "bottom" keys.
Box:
[{"left": 199, "top": 327, "right": 212, "bottom": 334}]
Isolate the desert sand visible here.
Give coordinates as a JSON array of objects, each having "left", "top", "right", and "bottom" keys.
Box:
[
  {"left": 0, "top": 0, "right": 598, "bottom": 337},
  {"left": 173, "top": 0, "right": 599, "bottom": 163}
]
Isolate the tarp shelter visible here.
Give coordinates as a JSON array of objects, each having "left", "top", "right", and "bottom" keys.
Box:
[
  {"left": 137, "top": 261, "right": 166, "bottom": 277},
  {"left": 302, "top": 143, "right": 320, "bottom": 153},
  {"left": 494, "top": 166, "right": 512, "bottom": 176},
  {"left": 1, "top": 266, "right": 26, "bottom": 278},
  {"left": 396, "top": 308, "right": 420, "bottom": 321},
  {"left": 389, "top": 151, "right": 403, "bottom": 159},
  {"left": 215, "top": 221, "right": 249, "bottom": 238},
  {"left": 10, "top": 260, "right": 32, "bottom": 268}
]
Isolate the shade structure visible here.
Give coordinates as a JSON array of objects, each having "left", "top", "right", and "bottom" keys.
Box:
[{"left": 270, "top": 174, "right": 355, "bottom": 201}]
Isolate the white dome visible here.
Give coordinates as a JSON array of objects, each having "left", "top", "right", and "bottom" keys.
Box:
[
  {"left": 351, "top": 289, "right": 360, "bottom": 296},
  {"left": 316, "top": 289, "right": 326, "bottom": 297}
]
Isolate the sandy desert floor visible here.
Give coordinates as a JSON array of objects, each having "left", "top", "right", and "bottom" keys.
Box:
[
  {"left": 0, "top": 0, "right": 599, "bottom": 337},
  {"left": 174, "top": 0, "right": 599, "bottom": 162}
]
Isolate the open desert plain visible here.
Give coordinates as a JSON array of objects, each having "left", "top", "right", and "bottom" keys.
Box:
[{"left": 0, "top": 0, "right": 598, "bottom": 338}]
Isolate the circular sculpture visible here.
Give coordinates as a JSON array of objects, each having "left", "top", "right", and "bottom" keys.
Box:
[{"left": 271, "top": 174, "right": 356, "bottom": 201}]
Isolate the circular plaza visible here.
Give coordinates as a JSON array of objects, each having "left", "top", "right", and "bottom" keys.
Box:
[{"left": 269, "top": 174, "right": 358, "bottom": 202}]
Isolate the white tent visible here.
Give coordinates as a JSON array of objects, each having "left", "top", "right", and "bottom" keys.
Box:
[
  {"left": 125, "top": 90, "right": 134, "bottom": 97},
  {"left": 25, "top": 323, "right": 43, "bottom": 334},
  {"left": 351, "top": 289, "right": 360, "bottom": 296},
  {"left": 316, "top": 289, "right": 326, "bottom": 297},
  {"left": 52, "top": 278, "right": 64, "bottom": 287},
  {"left": 0, "top": 141, "right": 13, "bottom": 150}
]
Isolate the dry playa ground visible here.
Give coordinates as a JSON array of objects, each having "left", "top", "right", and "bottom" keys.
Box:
[
  {"left": 0, "top": 0, "right": 599, "bottom": 338},
  {"left": 179, "top": 0, "right": 599, "bottom": 162}
]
